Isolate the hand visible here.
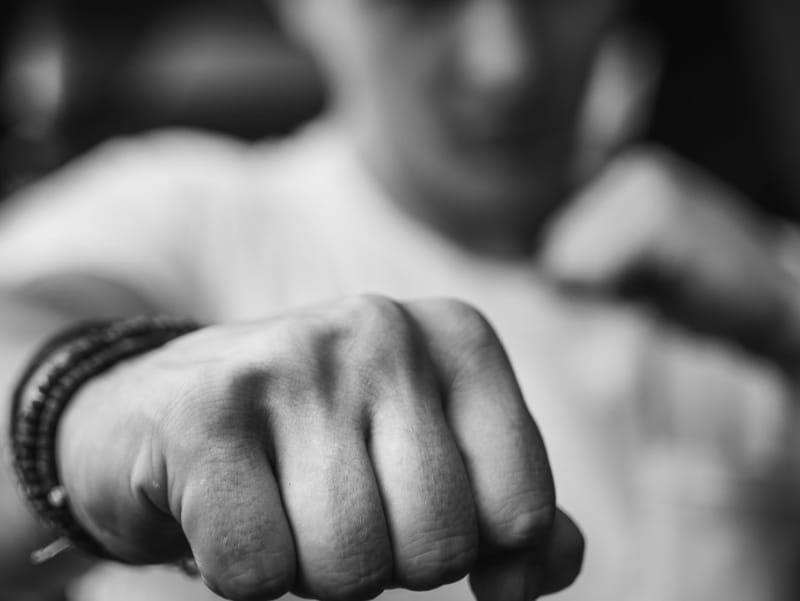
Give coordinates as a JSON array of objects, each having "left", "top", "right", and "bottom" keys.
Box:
[
  {"left": 543, "top": 146, "right": 800, "bottom": 370},
  {"left": 542, "top": 147, "right": 800, "bottom": 601},
  {"left": 55, "top": 296, "right": 583, "bottom": 601}
]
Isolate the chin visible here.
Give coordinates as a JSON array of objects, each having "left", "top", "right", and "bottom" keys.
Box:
[
  {"left": 461, "top": 160, "right": 565, "bottom": 203},
  {"left": 442, "top": 177, "right": 558, "bottom": 228}
]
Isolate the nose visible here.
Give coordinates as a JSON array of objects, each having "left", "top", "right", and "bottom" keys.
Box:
[{"left": 456, "top": 0, "right": 539, "bottom": 102}]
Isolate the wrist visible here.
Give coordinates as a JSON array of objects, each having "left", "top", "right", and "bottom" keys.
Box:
[{"left": 9, "top": 316, "right": 201, "bottom": 564}]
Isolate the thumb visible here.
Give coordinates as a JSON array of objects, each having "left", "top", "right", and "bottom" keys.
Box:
[{"left": 469, "top": 509, "right": 585, "bottom": 601}]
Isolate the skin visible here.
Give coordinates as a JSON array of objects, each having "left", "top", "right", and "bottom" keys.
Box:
[
  {"left": 276, "top": 3, "right": 800, "bottom": 597},
  {"left": 56, "top": 295, "right": 582, "bottom": 600},
  {"left": 3, "top": 1, "right": 800, "bottom": 600},
  {"left": 542, "top": 149, "right": 800, "bottom": 601},
  {"left": 278, "top": 0, "right": 622, "bottom": 255},
  {"left": 49, "top": 2, "right": 624, "bottom": 597}
]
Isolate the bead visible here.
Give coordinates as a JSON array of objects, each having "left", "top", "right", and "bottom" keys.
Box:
[
  {"left": 9, "top": 316, "right": 201, "bottom": 564},
  {"left": 47, "top": 486, "right": 68, "bottom": 508}
]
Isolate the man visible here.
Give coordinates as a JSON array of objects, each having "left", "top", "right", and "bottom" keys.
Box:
[{"left": 1, "top": 1, "right": 799, "bottom": 600}]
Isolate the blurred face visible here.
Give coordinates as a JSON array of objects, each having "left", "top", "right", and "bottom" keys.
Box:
[{"left": 285, "top": 0, "right": 622, "bottom": 243}]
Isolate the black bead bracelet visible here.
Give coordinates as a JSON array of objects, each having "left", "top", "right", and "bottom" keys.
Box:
[{"left": 9, "top": 316, "right": 201, "bottom": 564}]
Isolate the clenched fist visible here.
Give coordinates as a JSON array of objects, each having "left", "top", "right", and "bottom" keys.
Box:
[{"left": 55, "top": 296, "right": 583, "bottom": 600}]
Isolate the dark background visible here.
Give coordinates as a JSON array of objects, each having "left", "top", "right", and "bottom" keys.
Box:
[{"left": 2, "top": 0, "right": 799, "bottom": 221}]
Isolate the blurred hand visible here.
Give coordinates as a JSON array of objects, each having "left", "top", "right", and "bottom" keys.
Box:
[
  {"left": 543, "top": 146, "right": 800, "bottom": 370},
  {"left": 56, "top": 296, "right": 583, "bottom": 601},
  {"left": 542, "top": 147, "right": 800, "bottom": 601}
]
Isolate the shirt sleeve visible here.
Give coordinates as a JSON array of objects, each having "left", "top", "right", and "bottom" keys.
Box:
[{"left": 0, "top": 130, "right": 245, "bottom": 316}]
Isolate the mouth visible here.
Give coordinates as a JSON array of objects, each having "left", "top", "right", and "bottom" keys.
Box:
[
  {"left": 443, "top": 102, "right": 574, "bottom": 160},
  {"left": 451, "top": 117, "right": 573, "bottom": 167}
]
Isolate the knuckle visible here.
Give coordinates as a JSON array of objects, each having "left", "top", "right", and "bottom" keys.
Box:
[
  {"left": 434, "top": 300, "right": 505, "bottom": 373},
  {"left": 594, "top": 149, "right": 694, "bottom": 253},
  {"left": 312, "top": 557, "right": 391, "bottom": 601},
  {"left": 623, "top": 148, "right": 688, "bottom": 215},
  {"left": 622, "top": 145, "right": 679, "bottom": 184},
  {"left": 443, "top": 300, "right": 496, "bottom": 344},
  {"left": 336, "top": 293, "right": 401, "bottom": 320},
  {"left": 397, "top": 531, "right": 477, "bottom": 589},
  {"left": 434, "top": 298, "right": 489, "bottom": 328},
  {"left": 210, "top": 556, "right": 294, "bottom": 601},
  {"left": 491, "top": 496, "right": 556, "bottom": 548},
  {"left": 335, "top": 294, "right": 418, "bottom": 369},
  {"left": 338, "top": 294, "right": 409, "bottom": 337},
  {"left": 421, "top": 298, "right": 499, "bottom": 355}
]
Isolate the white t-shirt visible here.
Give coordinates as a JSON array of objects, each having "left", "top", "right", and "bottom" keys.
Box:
[{"left": 1, "top": 122, "right": 797, "bottom": 601}]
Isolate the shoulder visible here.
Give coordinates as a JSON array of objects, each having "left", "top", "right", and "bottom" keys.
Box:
[
  {"left": 124, "top": 128, "right": 252, "bottom": 175},
  {"left": 244, "top": 120, "right": 368, "bottom": 221},
  {"left": 0, "top": 128, "right": 268, "bottom": 251},
  {"left": 0, "top": 129, "right": 253, "bottom": 294},
  {"left": 79, "top": 128, "right": 253, "bottom": 195},
  {"left": 3, "top": 128, "right": 252, "bottom": 213}
]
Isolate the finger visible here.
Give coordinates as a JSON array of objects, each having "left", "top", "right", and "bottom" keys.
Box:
[
  {"left": 468, "top": 509, "right": 584, "bottom": 601},
  {"left": 369, "top": 354, "right": 478, "bottom": 590},
  {"left": 180, "top": 441, "right": 296, "bottom": 600},
  {"left": 274, "top": 414, "right": 393, "bottom": 601},
  {"left": 539, "top": 509, "right": 585, "bottom": 594},
  {"left": 468, "top": 551, "right": 538, "bottom": 601},
  {"left": 406, "top": 300, "right": 556, "bottom": 551},
  {"left": 542, "top": 150, "right": 800, "bottom": 367}
]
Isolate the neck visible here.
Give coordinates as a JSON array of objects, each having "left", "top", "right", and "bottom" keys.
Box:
[
  {"left": 364, "top": 152, "right": 566, "bottom": 261},
  {"left": 403, "top": 198, "right": 549, "bottom": 260},
  {"left": 335, "top": 111, "right": 571, "bottom": 261}
]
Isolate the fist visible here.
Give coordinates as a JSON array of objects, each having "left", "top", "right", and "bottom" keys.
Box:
[
  {"left": 56, "top": 296, "right": 583, "bottom": 600},
  {"left": 543, "top": 147, "right": 800, "bottom": 369}
]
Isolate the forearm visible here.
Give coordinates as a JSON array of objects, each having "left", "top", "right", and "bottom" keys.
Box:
[{"left": 0, "top": 281, "right": 155, "bottom": 593}]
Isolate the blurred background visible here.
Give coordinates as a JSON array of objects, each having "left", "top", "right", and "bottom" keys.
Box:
[{"left": 1, "top": 0, "right": 799, "bottom": 220}]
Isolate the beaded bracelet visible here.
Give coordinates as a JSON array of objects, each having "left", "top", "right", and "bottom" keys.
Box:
[{"left": 9, "top": 316, "right": 201, "bottom": 564}]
